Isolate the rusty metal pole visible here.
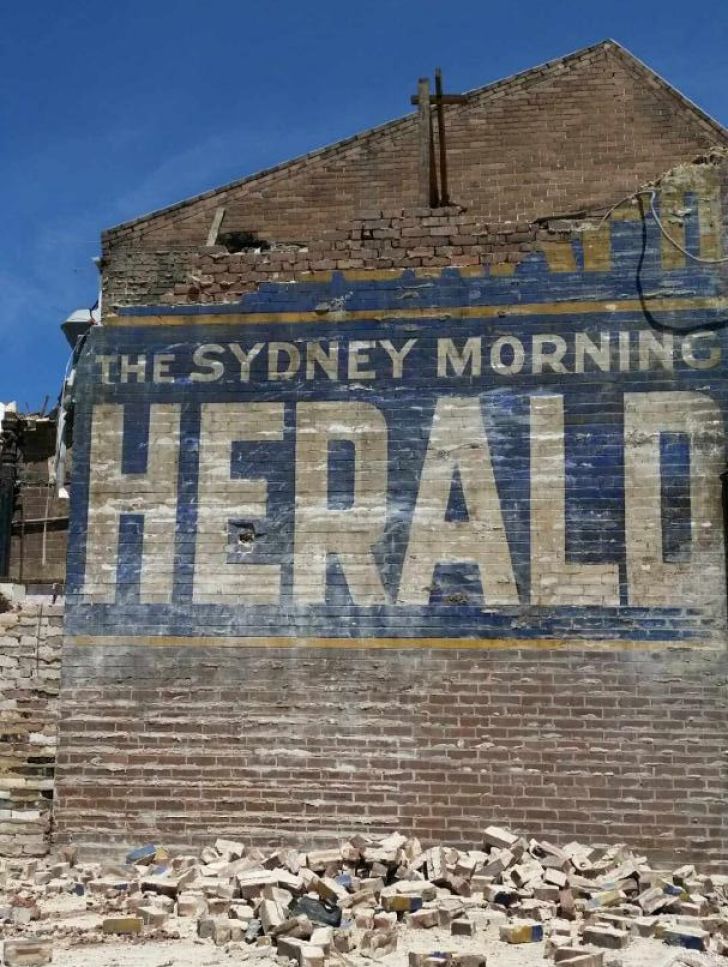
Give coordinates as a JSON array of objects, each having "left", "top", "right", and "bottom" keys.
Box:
[
  {"left": 416, "top": 78, "right": 433, "bottom": 207},
  {"left": 435, "top": 68, "right": 449, "bottom": 207},
  {"left": 428, "top": 104, "right": 439, "bottom": 207}
]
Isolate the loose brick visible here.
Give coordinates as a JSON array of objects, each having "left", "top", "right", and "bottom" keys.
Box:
[
  {"left": 2, "top": 941, "right": 53, "bottom": 967},
  {"left": 661, "top": 925, "right": 709, "bottom": 951},
  {"left": 499, "top": 920, "right": 544, "bottom": 943},
  {"left": 451, "top": 917, "right": 475, "bottom": 937},
  {"left": 581, "top": 926, "right": 630, "bottom": 949},
  {"left": 102, "top": 915, "right": 143, "bottom": 935}
]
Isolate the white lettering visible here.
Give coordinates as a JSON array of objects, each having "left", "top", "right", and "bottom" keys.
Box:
[
  {"left": 398, "top": 397, "right": 518, "bottom": 605},
  {"left": 624, "top": 391, "right": 725, "bottom": 608},
  {"left": 437, "top": 337, "right": 482, "bottom": 377},
  {"left": 194, "top": 403, "right": 283, "bottom": 604},
  {"left": 294, "top": 402, "right": 388, "bottom": 604},
  {"left": 190, "top": 344, "right": 225, "bottom": 382},
  {"left": 530, "top": 395, "right": 619, "bottom": 606}
]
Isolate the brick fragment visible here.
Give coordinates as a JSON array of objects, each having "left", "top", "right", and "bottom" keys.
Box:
[
  {"left": 407, "top": 908, "right": 439, "bottom": 928},
  {"left": 661, "top": 925, "right": 709, "bottom": 951},
  {"left": 102, "top": 915, "right": 143, "bottom": 935},
  {"left": 177, "top": 891, "right": 207, "bottom": 917},
  {"left": 452, "top": 957, "right": 487, "bottom": 967},
  {"left": 138, "top": 905, "right": 168, "bottom": 927},
  {"left": 554, "top": 952, "right": 604, "bottom": 967},
  {"left": 484, "top": 826, "right": 519, "bottom": 850},
  {"left": 214, "top": 838, "right": 245, "bottom": 860},
  {"left": 499, "top": 920, "right": 543, "bottom": 943},
  {"left": 585, "top": 890, "right": 624, "bottom": 910},
  {"left": 581, "top": 925, "right": 630, "bottom": 949},
  {"left": 2, "top": 941, "right": 53, "bottom": 967}
]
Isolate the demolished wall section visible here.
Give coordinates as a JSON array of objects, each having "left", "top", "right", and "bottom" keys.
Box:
[
  {"left": 106, "top": 209, "right": 562, "bottom": 310},
  {"left": 103, "top": 151, "right": 728, "bottom": 315},
  {"left": 8, "top": 417, "right": 69, "bottom": 588},
  {"left": 0, "top": 596, "right": 63, "bottom": 857}
]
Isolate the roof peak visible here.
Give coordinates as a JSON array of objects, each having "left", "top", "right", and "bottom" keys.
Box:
[{"left": 106, "top": 39, "right": 726, "bottom": 240}]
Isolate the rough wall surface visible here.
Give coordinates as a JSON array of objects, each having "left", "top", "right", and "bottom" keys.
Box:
[
  {"left": 8, "top": 417, "right": 69, "bottom": 587},
  {"left": 57, "top": 646, "right": 727, "bottom": 866},
  {"left": 0, "top": 596, "right": 62, "bottom": 856},
  {"left": 101, "top": 41, "right": 726, "bottom": 313},
  {"left": 56, "top": 152, "right": 728, "bottom": 866}
]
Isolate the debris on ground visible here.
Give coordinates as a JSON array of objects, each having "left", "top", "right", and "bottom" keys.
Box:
[{"left": 1, "top": 827, "right": 728, "bottom": 966}]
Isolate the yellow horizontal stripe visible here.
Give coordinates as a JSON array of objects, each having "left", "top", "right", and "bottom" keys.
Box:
[
  {"left": 64, "top": 634, "right": 719, "bottom": 653},
  {"left": 107, "top": 296, "right": 728, "bottom": 328},
  {"left": 341, "top": 269, "right": 404, "bottom": 281}
]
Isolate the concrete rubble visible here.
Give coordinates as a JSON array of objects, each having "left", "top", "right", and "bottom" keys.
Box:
[{"left": 1, "top": 827, "right": 728, "bottom": 966}]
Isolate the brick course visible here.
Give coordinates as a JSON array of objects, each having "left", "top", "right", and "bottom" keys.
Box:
[{"left": 56, "top": 644, "right": 728, "bottom": 867}]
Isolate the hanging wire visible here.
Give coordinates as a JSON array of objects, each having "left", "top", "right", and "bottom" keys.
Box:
[
  {"left": 584, "top": 184, "right": 728, "bottom": 264},
  {"left": 640, "top": 188, "right": 728, "bottom": 265}
]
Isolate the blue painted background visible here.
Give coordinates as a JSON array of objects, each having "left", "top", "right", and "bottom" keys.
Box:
[{"left": 65, "top": 209, "right": 728, "bottom": 643}]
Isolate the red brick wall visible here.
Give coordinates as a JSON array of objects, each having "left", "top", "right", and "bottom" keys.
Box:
[
  {"left": 56, "top": 644, "right": 728, "bottom": 868},
  {"left": 102, "top": 43, "right": 724, "bottom": 273}
]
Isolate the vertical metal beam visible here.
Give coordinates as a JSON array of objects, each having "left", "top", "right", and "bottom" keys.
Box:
[
  {"left": 428, "top": 109, "right": 439, "bottom": 207},
  {"left": 434, "top": 68, "right": 450, "bottom": 207},
  {"left": 417, "top": 77, "right": 436, "bottom": 208}
]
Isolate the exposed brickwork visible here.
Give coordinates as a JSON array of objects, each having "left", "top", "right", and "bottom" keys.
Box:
[
  {"left": 102, "top": 41, "right": 727, "bottom": 315},
  {"left": 155, "top": 210, "right": 562, "bottom": 307},
  {"left": 8, "top": 417, "right": 69, "bottom": 588},
  {"left": 0, "top": 597, "right": 63, "bottom": 856},
  {"left": 56, "top": 645, "right": 728, "bottom": 868},
  {"left": 105, "top": 152, "right": 728, "bottom": 312},
  {"left": 55, "top": 44, "right": 728, "bottom": 869}
]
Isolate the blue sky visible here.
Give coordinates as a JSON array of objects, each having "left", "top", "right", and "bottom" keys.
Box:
[{"left": 2, "top": 0, "right": 727, "bottom": 409}]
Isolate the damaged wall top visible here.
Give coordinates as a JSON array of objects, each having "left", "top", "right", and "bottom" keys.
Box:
[{"left": 101, "top": 41, "right": 727, "bottom": 278}]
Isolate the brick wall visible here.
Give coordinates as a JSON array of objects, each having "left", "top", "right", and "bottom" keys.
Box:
[
  {"left": 102, "top": 40, "right": 726, "bottom": 314},
  {"left": 56, "top": 644, "right": 728, "bottom": 867},
  {"left": 54, "top": 45, "right": 728, "bottom": 868},
  {"left": 7, "top": 417, "right": 69, "bottom": 588},
  {"left": 0, "top": 594, "right": 62, "bottom": 857},
  {"left": 117, "top": 209, "right": 566, "bottom": 309}
]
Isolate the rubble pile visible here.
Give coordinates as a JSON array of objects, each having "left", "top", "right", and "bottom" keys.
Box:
[{"left": 2, "top": 826, "right": 728, "bottom": 965}]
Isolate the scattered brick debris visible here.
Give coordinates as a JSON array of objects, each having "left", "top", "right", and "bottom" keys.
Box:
[{"left": 2, "top": 826, "right": 728, "bottom": 964}]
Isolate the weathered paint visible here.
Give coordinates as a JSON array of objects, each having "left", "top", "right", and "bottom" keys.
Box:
[
  {"left": 66, "top": 204, "right": 728, "bottom": 651},
  {"left": 54, "top": 199, "right": 728, "bottom": 863}
]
